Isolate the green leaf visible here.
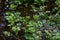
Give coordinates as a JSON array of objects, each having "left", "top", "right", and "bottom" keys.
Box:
[
  {"left": 28, "top": 27, "right": 35, "bottom": 33},
  {"left": 33, "top": 15, "right": 39, "bottom": 20},
  {"left": 10, "top": 4, "right": 16, "bottom": 9}
]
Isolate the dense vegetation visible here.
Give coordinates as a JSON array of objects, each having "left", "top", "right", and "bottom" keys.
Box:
[{"left": 0, "top": 0, "right": 60, "bottom": 40}]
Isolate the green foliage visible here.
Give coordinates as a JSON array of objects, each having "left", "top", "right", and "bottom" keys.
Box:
[
  {"left": 5, "top": 12, "right": 21, "bottom": 35},
  {"left": 33, "top": 15, "right": 39, "bottom": 20},
  {"left": 3, "top": 31, "right": 11, "bottom": 37},
  {"left": 10, "top": 4, "right": 16, "bottom": 10},
  {"left": 4, "top": 0, "right": 60, "bottom": 40}
]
